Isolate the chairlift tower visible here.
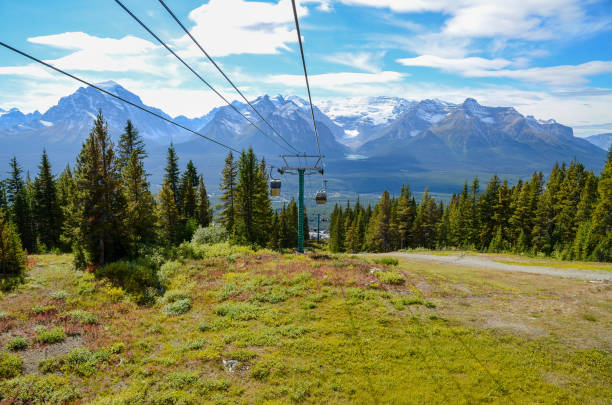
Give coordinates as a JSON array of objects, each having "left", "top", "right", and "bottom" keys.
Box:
[{"left": 273, "top": 154, "right": 325, "bottom": 253}]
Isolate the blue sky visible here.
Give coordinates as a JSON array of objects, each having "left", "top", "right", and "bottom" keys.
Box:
[{"left": 1, "top": 0, "right": 611, "bottom": 136}]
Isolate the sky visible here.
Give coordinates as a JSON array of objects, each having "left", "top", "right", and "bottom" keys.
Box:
[{"left": 0, "top": 0, "right": 611, "bottom": 137}]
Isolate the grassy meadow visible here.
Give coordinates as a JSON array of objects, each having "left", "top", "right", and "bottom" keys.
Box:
[{"left": 0, "top": 246, "right": 610, "bottom": 404}]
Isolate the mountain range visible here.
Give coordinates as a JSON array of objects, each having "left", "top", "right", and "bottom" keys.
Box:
[{"left": 0, "top": 81, "right": 608, "bottom": 194}]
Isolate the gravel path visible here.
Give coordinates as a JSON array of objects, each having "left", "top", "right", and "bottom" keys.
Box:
[{"left": 374, "top": 252, "right": 612, "bottom": 282}]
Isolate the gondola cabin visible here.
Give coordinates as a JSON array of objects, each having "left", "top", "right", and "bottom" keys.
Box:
[
  {"left": 315, "top": 189, "right": 327, "bottom": 204},
  {"left": 270, "top": 179, "right": 281, "bottom": 196}
]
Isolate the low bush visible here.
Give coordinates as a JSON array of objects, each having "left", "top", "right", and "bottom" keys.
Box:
[
  {"left": 0, "top": 374, "right": 80, "bottom": 403},
  {"left": 36, "top": 326, "right": 66, "bottom": 344},
  {"left": 50, "top": 290, "right": 68, "bottom": 300},
  {"left": 377, "top": 270, "right": 405, "bottom": 285},
  {"left": 6, "top": 337, "right": 27, "bottom": 351},
  {"left": 0, "top": 351, "right": 22, "bottom": 379},
  {"left": 69, "top": 310, "right": 99, "bottom": 325},
  {"left": 96, "top": 258, "right": 159, "bottom": 304},
  {"left": 191, "top": 225, "right": 228, "bottom": 245},
  {"left": 215, "top": 302, "right": 259, "bottom": 320},
  {"left": 163, "top": 298, "right": 192, "bottom": 315},
  {"left": 373, "top": 257, "right": 399, "bottom": 266}
]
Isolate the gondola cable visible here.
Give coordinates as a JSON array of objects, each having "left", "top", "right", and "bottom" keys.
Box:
[
  {"left": 0, "top": 41, "right": 239, "bottom": 153},
  {"left": 114, "top": 0, "right": 295, "bottom": 154},
  {"left": 156, "top": 0, "right": 300, "bottom": 155}
]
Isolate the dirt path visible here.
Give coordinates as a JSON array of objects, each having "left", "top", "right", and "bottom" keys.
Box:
[{"left": 371, "top": 252, "right": 612, "bottom": 281}]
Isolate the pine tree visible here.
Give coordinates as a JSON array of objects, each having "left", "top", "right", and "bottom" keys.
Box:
[
  {"left": 164, "top": 143, "right": 180, "bottom": 209},
  {"left": 120, "top": 126, "right": 156, "bottom": 252},
  {"left": 71, "top": 111, "right": 126, "bottom": 266},
  {"left": 6, "top": 157, "right": 35, "bottom": 252},
  {"left": 33, "top": 150, "right": 61, "bottom": 250},
  {"left": 413, "top": 188, "right": 439, "bottom": 249},
  {"left": 218, "top": 151, "right": 237, "bottom": 235},
  {"left": 0, "top": 209, "right": 26, "bottom": 288},
  {"left": 478, "top": 174, "right": 500, "bottom": 249},
  {"left": 117, "top": 120, "right": 146, "bottom": 170},
  {"left": 591, "top": 147, "right": 612, "bottom": 261},
  {"left": 365, "top": 191, "right": 392, "bottom": 252},
  {"left": 234, "top": 148, "right": 272, "bottom": 246},
  {"left": 56, "top": 165, "right": 77, "bottom": 252},
  {"left": 180, "top": 161, "right": 198, "bottom": 219},
  {"left": 196, "top": 175, "right": 211, "bottom": 227},
  {"left": 157, "top": 178, "right": 180, "bottom": 245}
]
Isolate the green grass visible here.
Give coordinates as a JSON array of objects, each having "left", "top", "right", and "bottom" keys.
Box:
[
  {"left": 494, "top": 258, "right": 612, "bottom": 271},
  {"left": 0, "top": 250, "right": 609, "bottom": 404}
]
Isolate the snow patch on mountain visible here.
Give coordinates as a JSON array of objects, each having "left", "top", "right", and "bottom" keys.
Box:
[{"left": 318, "top": 96, "right": 415, "bottom": 127}]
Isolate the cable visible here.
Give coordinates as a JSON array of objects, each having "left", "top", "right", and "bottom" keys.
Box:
[
  {"left": 114, "top": 0, "right": 294, "bottom": 154},
  {"left": 0, "top": 41, "right": 239, "bottom": 153},
  {"left": 290, "top": 0, "right": 322, "bottom": 161},
  {"left": 157, "top": 0, "right": 300, "bottom": 155}
]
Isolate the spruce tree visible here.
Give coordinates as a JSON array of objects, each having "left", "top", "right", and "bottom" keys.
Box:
[
  {"left": 196, "top": 175, "right": 211, "bottom": 227},
  {"left": 164, "top": 143, "right": 181, "bottom": 208},
  {"left": 365, "top": 191, "right": 391, "bottom": 252},
  {"left": 71, "top": 111, "right": 126, "bottom": 266},
  {"left": 6, "top": 157, "right": 35, "bottom": 252},
  {"left": 120, "top": 126, "right": 156, "bottom": 252},
  {"left": 57, "top": 165, "right": 77, "bottom": 252},
  {"left": 118, "top": 120, "right": 146, "bottom": 170},
  {"left": 218, "top": 151, "right": 237, "bottom": 235},
  {"left": 0, "top": 209, "right": 26, "bottom": 288},
  {"left": 180, "top": 161, "right": 198, "bottom": 219},
  {"left": 591, "top": 147, "right": 612, "bottom": 260},
  {"left": 33, "top": 150, "right": 61, "bottom": 250},
  {"left": 157, "top": 178, "right": 180, "bottom": 245}
]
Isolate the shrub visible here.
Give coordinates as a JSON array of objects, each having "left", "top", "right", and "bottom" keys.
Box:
[
  {"left": 37, "top": 326, "right": 66, "bottom": 344},
  {"left": 0, "top": 351, "right": 22, "bottom": 379},
  {"left": 69, "top": 310, "right": 99, "bottom": 325},
  {"left": 377, "top": 270, "right": 405, "bottom": 285},
  {"left": 373, "top": 257, "right": 399, "bottom": 266},
  {"left": 198, "top": 322, "right": 210, "bottom": 332},
  {"left": 50, "top": 290, "right": 68, "bottom": 300},
  {"left": 0, "top": 211, "right": 26, "bottom": 291},
  {"left": 163, "top": 290, "right": 190, "bottom": 303},
  {"left": 163, "top": 298, "right": 192, "bottom": 315},
  {"left": 6, "top": 337, "right": 27, "bottom": 351},
  {"left": 158, "top": 261, "right": 182, "bottom": 289},
  {"left": 0, "top": 374, "right": 80, "bottom": 403},
  {"left": 96, "top": 258, "right": 159, "bottom": 304},
  {"left": 191, "top": 225, "right": 228, "bottom": 245},
  {"left": 106, "top": 287, "right": 124, "bottom": 303},
  {"left": 215, "top": 302, "right": 258, "bottom": 320},
  {"left": 185, "top": 338, "right": 206, "bottom": 351}
]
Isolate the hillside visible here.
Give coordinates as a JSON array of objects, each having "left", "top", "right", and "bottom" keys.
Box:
[
  {"left": 0, "top": 248, "right": 609, "bottom": 403},
  {"left": 586, "top": 133, "right": 612, "bottom": 151},
  {"left": 0, "top": 85, "right": 607, "bottom": 193}
]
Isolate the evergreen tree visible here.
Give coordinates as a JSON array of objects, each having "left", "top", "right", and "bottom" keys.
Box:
[
  {"left": 6, "top": 157, "right": 35, "bottom": 252},
  {"left": 71, "top": 111, "right": 126, "bottom": 266},
  {"left": 56, "top": 165, "right": 77, "bottom": 252},
  {"left": 218, "top": 151, "right": 237, "bottom": 235},
  {"left": 0, "top": 210, "right": 26, "bottom": 288},
  {"left": 413, "top": 188, "right": 439, "bottom": 249},
  {"left": 365, "top": 191, "right": 392, "bottom": 252},
  {"left": 120, "top": 126, "right": 156, "bottom": 252},
  {"left": 180, "top": 161, "right": 198, "bottom": 219},
  {"left": 164, "top": 143, "right": 181, "bottom": 208},
  {"left": 234, "top": 148, "right": 272, "bottom": 246},
  {"left": 33, "top": 150, "right": 61, "bottom": 250},
  {"left": 478, "top": 174, "right": 500, "bottom": 249},
  {"left": 591, "top": 147, "right": 612, "bottom": 261},
  {"left": 117, "top": 120, "right": 146, "bottom": 170},
  {"left": 157, "top": 178, "right": 180, "bottom": 245},
  {"left": 196, "top": 175, "right": 211, "bottom": 227}
]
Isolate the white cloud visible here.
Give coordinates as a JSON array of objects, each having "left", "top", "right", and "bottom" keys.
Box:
[
  {"left": 340, "top": 0, "right": 611, "bottom": 44},
  {"left": 0, "top": 64, "right": 55, "bottom": 79},
  {"left": 324, "top": 52, "right": 385, "bottom": 73},
  {"left": 397, "top": 55, "right": 512, "bottom": 73},
  {"left": 181, "top": 0, "right": 308, "bottom": 57},
  {"left": 266, "top": 71, "right": 405, "bottom": 88},
  {"left": 397, "top": 55, "right": 612, "bottom": 86}
]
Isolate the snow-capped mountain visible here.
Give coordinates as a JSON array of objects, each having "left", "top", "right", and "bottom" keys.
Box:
[
  {"left": 317, "top": 96, "right": 416, "bottom": 147},
  {"left": 0, "top": 83, "right": 607, "bottom": 193},
  {"left": 585, "top": 133, "right": 612, "bottom": 151}
]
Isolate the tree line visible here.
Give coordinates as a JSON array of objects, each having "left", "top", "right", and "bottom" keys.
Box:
[
  {"left": 329, "top": 150, "right": 612, "bottom": 262},
  {"left": 0, "top": 110, "right": 310, "bottom": 283}
]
